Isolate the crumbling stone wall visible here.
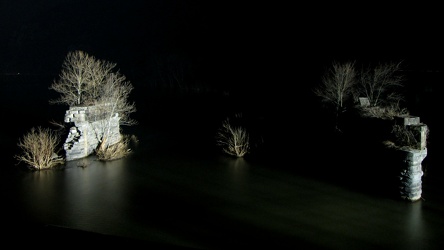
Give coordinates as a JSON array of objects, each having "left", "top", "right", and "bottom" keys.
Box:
[{"left": 63, "top": 105, "right": 121, "bottom": 161}]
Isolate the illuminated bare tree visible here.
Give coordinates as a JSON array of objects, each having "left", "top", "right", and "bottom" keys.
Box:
[
  {"left": 91, "top": 72, "right": 136, "bottom": 160},
  {"left": 314, "top": 61, "right": 357, "bottom": 110},
  {"left": 95, "top": 72, "right": 136, "bottom": 136},
  {"left": 216, "top": 116, "right": 250, "bottom": 158},
  {"left": 358, "top": 61, "right": 405, "bottom": 107},
  {"left": 51, "top": 50, "right": 137, "bottom": 161},
  {"left": 50, "top": 50, "right": 116, "bottom": 106},
  {"left": 50, "top": 50, "right": 136, "bottom": 128},
  {"left": 314, "top": 61, "right": 357, "bottom": 130},
  {"left": 101, "top": 72, "right": 136, "bottom": 123}
]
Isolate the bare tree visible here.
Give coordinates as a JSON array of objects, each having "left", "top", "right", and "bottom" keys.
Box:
[
  {"left": 51, "top": 50, "right": 136, "bottom": 130},
  {"left": 84, "top": 56, "right": 117, "bottom": 104},
  {"left": 93, "top": 72, "right": 137, "bottom": 143},
  {"left": 314, "top": 61, "right": 357, "bottom": 130},
  {"left": 90, "top": 72, "right": 136, "bottom": 160},
  {"left": 155, "top": 54, "right": 186, "bottom": 91},
  {"left": 216, "top": 116, "right": 250, "bottom": 158},
  {"left": 101, "top": 72, "right": 137, "bottom": 127},
  {"left": 51, "top": 50, "right": 137, "bottom": 161},
  {"left": 314, "top": 61, "right": 357, "bottom": 110},
  {"left": 50, "top": 50, "right": 116, "bottom": 106},
  {"left": 357, "top": 61, "right": 405, "bottom": 108}
]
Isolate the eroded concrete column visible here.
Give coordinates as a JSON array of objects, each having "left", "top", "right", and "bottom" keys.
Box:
[{"left": 398, "top": 148, "right": 427, "bottom": 202}]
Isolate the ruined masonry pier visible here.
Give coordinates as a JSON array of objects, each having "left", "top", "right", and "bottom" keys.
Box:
[{"left": 63, "top": 105, "right": 121, "bottom": 161}]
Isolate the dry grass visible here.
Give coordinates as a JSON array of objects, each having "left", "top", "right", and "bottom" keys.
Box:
[
  {"left": 383, "top": 124, "right": 430, "bottom": 150},
  {"left": 391, "top": 124, "right": 417, "bottom": 148},
  {"left": 358, "top": 105, "right": 409, "bottom": 120},
  {"left": 15, "top": 127, "right": 65, "bottom": 170},
  {"left": 96, "top": 134, "right": 138, "bottom": 161},
  {"left": 389, "top": 124, "right": 430, "bottom": 150}
]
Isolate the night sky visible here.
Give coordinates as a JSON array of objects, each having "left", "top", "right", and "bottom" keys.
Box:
[{"left": 1, "top": 1, "right": 442, "bottom": 98}]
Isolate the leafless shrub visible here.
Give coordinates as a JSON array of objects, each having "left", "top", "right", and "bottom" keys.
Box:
[
  {"left": 15, "top": 127, "right": 65, "bottom": 170},
  {"left": 96, "top": 134, "right": 137, "bottom": 161},
  {"left": 216, "top": 117, "right": 250, "bottom": 158}
]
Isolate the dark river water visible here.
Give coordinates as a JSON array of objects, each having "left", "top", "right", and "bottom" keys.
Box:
[{"left": 1, "top": 74, "right": 443, "bottom": 249}]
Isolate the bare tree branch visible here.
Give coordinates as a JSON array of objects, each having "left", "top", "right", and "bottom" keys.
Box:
[
  {"left": 49, "top": 50, "right": 117, "bottom": 106},
  {"left": 358, "top": 61, "right": 405, "bottom": 107},
  {"left": 50, "top": 50, "right": 137, "bottom": 161},
  {"left": 314, "top": 61, "right": 357, "bottom": 110},
  {"left": 216, "top": 117, "right": 250, "bottom": 158}
]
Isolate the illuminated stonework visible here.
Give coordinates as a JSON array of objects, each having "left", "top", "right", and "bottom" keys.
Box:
[{"left": 63, "top": 105, "right": 121, "bottom": 161}]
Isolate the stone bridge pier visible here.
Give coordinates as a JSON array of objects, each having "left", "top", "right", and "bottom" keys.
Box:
[{"left": 63, "top": 105, "right": 121, "bottom": 161}]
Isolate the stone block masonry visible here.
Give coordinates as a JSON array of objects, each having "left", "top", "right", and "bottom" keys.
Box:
[
  {"left": 394, "top": 114, "right": 428, "bottom": 150},
  {"left": 64, "top": 104, "right": 121, "bottom": 161},
  {"left": 389, "top": 115, "right": 428, "bottom": 201}
]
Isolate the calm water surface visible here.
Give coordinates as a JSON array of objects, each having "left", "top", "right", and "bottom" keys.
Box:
[{"left": 3, "top": 126, "right": 444, "bottom": 249}]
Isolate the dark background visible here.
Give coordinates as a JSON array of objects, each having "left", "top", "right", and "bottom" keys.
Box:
[
  {"left": 2, "top": 1, "right": 443, "bottom": 79},
  {"left": 0, "top": 1, "right": 441, "bottom": 145},
  {"left": 1, "top": 0, "right": 442, "bottom": 161},
  {"left": 1, "top": 1, "right": 442, "bottom": 135}
]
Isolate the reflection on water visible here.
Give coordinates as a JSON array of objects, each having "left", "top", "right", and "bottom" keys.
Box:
[
  {"left": 2, "top": 113, "right": 443, "bottom": 250},
  {"left": 4, "top": 141, "right": 444, "bottom": 249},
  {"left": 404, "top": 201, "right": 424, "bottom": 250},
  {"left": 227, "top": 157, "right": 250, "bottom": 185},
  {"left": 20, "top": 155, "right": 131, "bottom": 231}
]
